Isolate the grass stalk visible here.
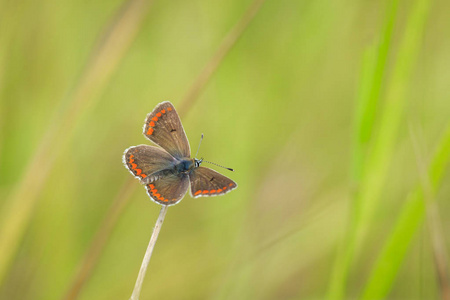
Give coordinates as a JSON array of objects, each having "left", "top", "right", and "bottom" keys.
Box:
[
  {"left": 362, "top": 123, "right": 450, "bottom": 299},
  {"left": 130, "top": 206, "right": 168, "bottom": 300},
  {"left": 177, "top": 0, "right": 266, "bottom": 117},
  {"left": 0, "top": 0, "right": 155, "bottom": 285},
  {"left": 328, "top": 0, "right": 431, "bottom": 297},
  {"left": 62, "top": 180, "right": 137, "bottom": 300},
  {"left": 410, "top": 126, "right": 450, "bottom": 299},
  {"left": 327, "top": 0, "right": 399, "bottom": 298}
]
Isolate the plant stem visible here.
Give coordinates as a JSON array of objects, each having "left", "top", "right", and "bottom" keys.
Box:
[{"left": 130, "top": 206, "right": 168, "bottom": 300}]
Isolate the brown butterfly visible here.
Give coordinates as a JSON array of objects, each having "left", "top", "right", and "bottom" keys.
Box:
[{"left": 123, "top": 101, "right": 237, "bottom": 206}]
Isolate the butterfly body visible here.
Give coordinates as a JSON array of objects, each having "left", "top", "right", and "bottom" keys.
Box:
[
  {"left": 140, "top": 158, "right": 195, "bottom": 185},
  {"left": 123, "top": 101, "right": 237, "bottom": 206},
  {"left": 173, "top": 158, "right": 196, "bottom": 174}
]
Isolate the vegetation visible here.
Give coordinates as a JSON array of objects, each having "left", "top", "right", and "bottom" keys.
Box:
[{"left": 0, "top": 0, "right": 448, "bottom": 299}]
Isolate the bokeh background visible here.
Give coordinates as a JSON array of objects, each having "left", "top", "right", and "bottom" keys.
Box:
[{"left": 1, "top": 0, "right": 449, "bottom": 299}]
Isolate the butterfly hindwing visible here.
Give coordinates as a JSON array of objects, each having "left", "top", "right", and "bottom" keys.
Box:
[
  {"left": 123, "top": 145, "right": 175, "bottom": 184},
  {"left": 189, "top": 167, "right": 237, "bottom": 198},
  {"left": 146, "top": 173, "right": 190, "bottom": 205},
  {"left": 143, "top": 101, "right": 190, "bottom": 159}
]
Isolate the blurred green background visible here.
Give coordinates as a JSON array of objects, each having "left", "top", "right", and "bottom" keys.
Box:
[{"left": 1, "top": 0, "right": 449, "bottom": 299}]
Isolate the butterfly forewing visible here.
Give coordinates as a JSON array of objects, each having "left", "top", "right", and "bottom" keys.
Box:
[
  {"left": 143, "top": 101, "right": 190, "bottom": 159},
  {"left": 123, "top": 145, "right": 175, "bottom": 184},
  {"left": 146, "top": 173, "right": 189, "bottom": 205},
  {"left": 189, "top": 167, "right": 237, "bottom": 198}
]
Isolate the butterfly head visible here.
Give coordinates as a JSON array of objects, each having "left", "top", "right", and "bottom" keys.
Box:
[{"left": 194, "top": 158, "right": 203, "bottom": 168}]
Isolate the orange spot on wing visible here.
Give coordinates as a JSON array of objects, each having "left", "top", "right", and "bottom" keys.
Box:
[
  {"left": 167, "top": 107, "right": 172, "bottom": 111},
  {"left": 156, "top": 112, "right": 162, "bottom": 117},
  {"left": 229, "top": 183, "right": 233, "bottom": 187},
  {"left": 152, "top": 117, "right": 158, "bottom": 122},
  {"left": 210, "top": 190, "right": 216, "bottom": 193},
  {"left": 194, "top": 190, "right": 201, "bottom": 196},
  {"left": 141, "top": 174, "right": 147, "bottom": 178},
  {"left": 147, "top": 128, "right": 154, "bottom": 135},
  {"left": 149, "top": 184, "right": 155, "bottom": 189},
  {"left": 217, "top": 189, "right": 223, "bottom": 193},
  {"left": 135, "top": 169, "right": 142, "bottom": 175},
  {"left": 202, "top": 190, "right": 209, "bottom": 194},
  {"left": 131, "top": 163, "right": 137, "bottom": 169},
  {"left": 223, "top": 186, "right": 227, "bottom": 190},
  {"left": 149, "top": 121, "right": 155, "bottom": 127},
  {"left": 155, "top": 193, "right": 161, "bottom": 198},
  {"left": 161, "top": 109, "right": 166, "bottom": 114}
]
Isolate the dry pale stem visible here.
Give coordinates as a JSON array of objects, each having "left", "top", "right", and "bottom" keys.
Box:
[
  {"left": 410, "top": 126, "right": 450, "bottom": 300},
  {"left": 130, "top": 206, "right": 169, "bottom": 300},
  {"left": 177, "top": 0, "right": 266, "bottom": 116},
  {"left": 63, "top": 179, "right": 137, "bottom": 300},
  {"left": 0, "top": 0, "right": 155, "bottom": 285}
]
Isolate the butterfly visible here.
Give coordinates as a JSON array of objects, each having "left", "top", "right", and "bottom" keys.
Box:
[{"left": 123, "top": 101, "right": 237, "bottom": 206}]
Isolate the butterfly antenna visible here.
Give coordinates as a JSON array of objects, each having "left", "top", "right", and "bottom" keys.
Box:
[
  {"left": 203, "top": 160, "right": 234, "bottom": 172},
  {"left": 195, "top": 133, "right": 204, "bottom": 158}
]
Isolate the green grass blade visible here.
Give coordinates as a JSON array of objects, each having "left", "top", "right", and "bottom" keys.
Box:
[
  {"left": 328, "top": 0, "right": 432, "bottom": 297},
  {"left": 327, "top": 1, "right": 399, "bottom": 298},
  {"left": 355, "top": 0, "right": 432, "bottom": 295},
  {"left": 351, "top": 45, "right": 377, "bottom": 184},
  {"left": 357, "top": 0, "right": 431, "bottom": 227},
  {"left": 362, "top": 124, "right": 450, "bottom": 299}
]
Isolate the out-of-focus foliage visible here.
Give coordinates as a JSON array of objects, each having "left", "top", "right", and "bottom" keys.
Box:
[{"left": 0, "top": 0, "right": 449, "bottom": 299}]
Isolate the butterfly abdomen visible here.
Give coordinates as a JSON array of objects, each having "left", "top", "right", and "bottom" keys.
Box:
[{"left": 144, "top": 169, "right": 174, "bottom": 184}]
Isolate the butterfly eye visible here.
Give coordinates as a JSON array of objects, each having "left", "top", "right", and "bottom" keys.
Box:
[{"left": 194, "top": 158, "right": 203, "bottom": 168}]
